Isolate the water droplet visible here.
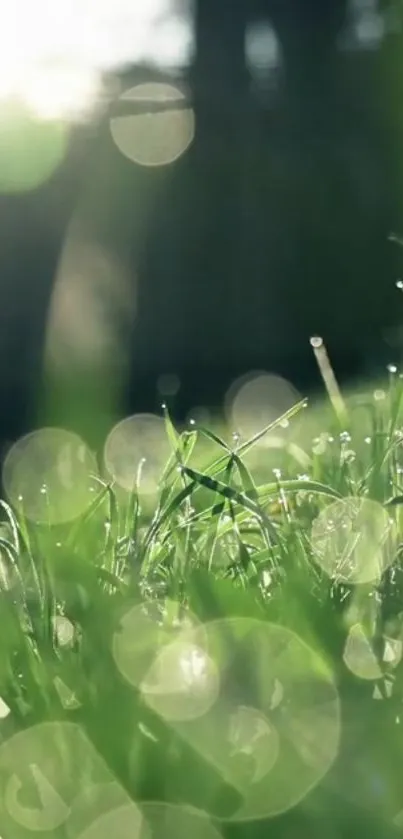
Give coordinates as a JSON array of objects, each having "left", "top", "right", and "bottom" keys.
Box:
[
  {"left": 161, "top": 403, "right": 167, "bottom": 411},
  {"left": 396, "top": 280, "right": 403, "bottom": 290},
  {"left": 40, "top": 485, "right": 47, "bottom": 495},
  {"left": 310, "top": 336, "right": 323, "bottom": 348},
  {"left": 232, "top": 431, "right": 240, "bottom": 443},
  {"left": 189, "top": 418, "right": 196, "bottom": 427},
  {"left": 365, "top": 436, "right": 372, "bottom": 444},
  {"left": 388, "top": 364, "right": 398, "bottom": 374}
]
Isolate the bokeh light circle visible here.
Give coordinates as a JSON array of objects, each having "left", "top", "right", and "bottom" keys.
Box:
[
  {"left": 140, "top": 639, "right": 219, "bottom": 722},
  {"left": 110, "top": 82, "right": 195, "bottom": 167},
  {"left": 159, "top": 618, "right": 340, "bottom": 821},
  {"left": 112, "top": 599, "right": 208, "bottom": 714},
  {"left": 0, "top": 723, "right": 118, "bottom": 838},
  {"left": 104, "top": 413, "right": 171, "bottom": 494},
  {"left": 2, "top": 427, "right": 98, "bottom": 524},
  {"left": 112, "top": 600, "right": 218, "bottom": 722},
  {"left": 311, "top": 496, "right": 396, "bottom": 584},
  {"left": 0, "top": 99, "right": 68, "bottom": 193},
  {"left": 226, "top": 372, "right": 300, "bottom": 440}
]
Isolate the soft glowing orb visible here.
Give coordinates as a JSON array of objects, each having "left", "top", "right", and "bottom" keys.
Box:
[
  {"left": 226, "top": 372, "right": 300, "bottom": 441},
  {"left": 45, "top": 237, "right": 135, "bottom": 376},
  {"left": 112, "top": 599, "right": 203, "bottom": 690},
  {"left": 0, "top": 723, "right": 117, "bottom": 837},
  {"left": 2, "top": 427, "right": 98, "bottom": 524},
  {"left": 110, "top": 82, "right": 195, "bottom": 167},
  {"left": 165, "top": 618, "right": 340, "bottom": 821},
  {"left": 245, "top": 20, "right": 282, "bottom": 75},
  {"left": 0, "top": 99, "right": 68, "bottom": 193},
  {"left": 104, "top": 413, "right": 171, "bottom": 494},
  {"left": 311, "top": 496, "right": 396, "bottom": 585},
  {"left": 140, "top": 639, "right": 219, "bottom": 722}
]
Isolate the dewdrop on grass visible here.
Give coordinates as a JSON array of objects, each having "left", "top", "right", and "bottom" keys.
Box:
[{"left": 310, "top": 336, "right": 346, "bottom": 424}]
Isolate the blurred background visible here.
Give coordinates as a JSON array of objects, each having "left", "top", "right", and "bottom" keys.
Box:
[{"left": 1, "top": 0, "right": 403, "bottom": 447}]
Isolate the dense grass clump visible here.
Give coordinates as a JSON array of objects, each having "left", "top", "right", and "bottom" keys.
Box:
[{"left": 2, "top": 375, "right": 403, "bottom": 837}]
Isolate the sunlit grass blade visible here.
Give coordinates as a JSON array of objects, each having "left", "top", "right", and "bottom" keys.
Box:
[
  {"left": 66, "top": 479, "right": 111, "bottom": 551},
  {"left": 140, "top": 481, "right": 197, "bottom": 573},
  {"left": 182, "top": 466, "right": 278, "bottom": 542},
  {"left": 232, "top": 453, "right": 260, "bottom": 503},
  {"left": 204, "top": 398, "right": 307, "bottom": 481}
]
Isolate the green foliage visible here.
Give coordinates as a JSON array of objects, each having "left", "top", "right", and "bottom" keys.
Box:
[{"left": 2, "top": 377, "right": 403, "bottom": 831}]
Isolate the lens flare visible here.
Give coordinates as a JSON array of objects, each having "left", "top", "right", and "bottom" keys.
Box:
[
  {"left": 2, "top": 428, "right": 98, "bottom": 524},
  {"left": 0, "top": 723, "right": 118, "bottom": 838},
  {"left": 157, "top": 618, "right": 340, "bottom": 821},
  {"left": 311, "top": 497, "right": 396, "bottom": 585},
  {"left": 0, "top": 99, "right": 68, "bottom": 193},
  {"left": 112, "top": 599, "right": 204, "bottom": 690},
  {"left": 104, "top": 413, "right": 171, "bottom": 494},
  {"left": 110, "top": 82, "right": 195, "bottom": 167},
  {"left": 226, "top": 372, "right": 300, "bottom": 441}
]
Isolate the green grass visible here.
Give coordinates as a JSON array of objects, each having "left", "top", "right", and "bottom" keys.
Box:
[{"left": 2, "top": 373, "right": 403, "bottom": 836}]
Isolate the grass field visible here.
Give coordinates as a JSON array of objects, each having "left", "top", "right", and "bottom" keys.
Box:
[{"left": 1, "top": 363, "right": 403, "bottom": 838}]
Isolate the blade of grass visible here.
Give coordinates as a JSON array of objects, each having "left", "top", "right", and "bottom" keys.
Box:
[
  {"left": 182, "top": 466, "right": 278, "bottom": 542},
  {"left": 201, "top": 399, "right": 308, "bottom": 484}
]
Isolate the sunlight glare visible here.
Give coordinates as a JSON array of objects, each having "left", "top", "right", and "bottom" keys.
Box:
[
  {"left": 0, "top": 2, "right": 194, "bottom": 121},
  {"left": 46, "top": 235, "right": 135, "bottom": 377}
]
